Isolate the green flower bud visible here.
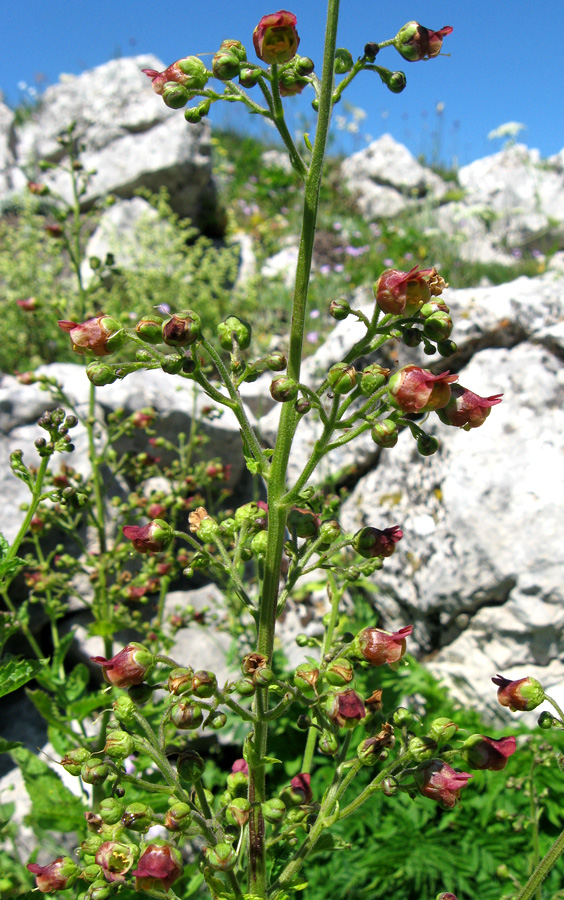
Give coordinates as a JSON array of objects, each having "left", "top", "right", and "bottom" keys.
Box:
[
  {"left": 113, "top": 695, "right": 137, "bottom": 728},
  {"left": 293, "top": 663, "right": 319, "bottom": 695},
  {"left": 327, "top": 362, "right": 357, "bottom": 394},
  {"left": 82, "top": 865, "right": 103, "bottom": 884},
  {"left": 218, "top": 315, "right": 252, "bottom": 350},
  {"left": 318, "top": 518, "right": 341, "bottom": 549},
  {"left": 60, "top": 747, "right": 92, "bottom": 776},
  {"left": 213, "top": 51, "right": 241, "bottom": 81},
  {"left": 192, "top": 670, "right": 217, "bottom": 698},
  {"left": 262, "top": 798, "right": 286, "bottom": 823},
  {"left": 318, "top": 730, "right": 340, "bottom": 756},
  {"left": 121, "top": 802, "right": 153, "bottom": 832},
  {"left": 81, "top": 759, "right": 110, "bottom": 785},
  {"left": 371, "top": 418, "right": 398, "bottom": 448},
  {"left": 99, "top": 798, "right": 124, "bottom": 826},
  {"left": 325, "top": 657, "right": 354, "bottom": 686},
  {"left": 408, "top": 735, "right": 438, "bottom": 761},
  {"left": 423, "top": 311, "right": 453, "bottom": 342},
  {"left": 176, "top": 56, "right": 210, "bottom": 89},
  {"left": 329, "top": 298, "right": 351, "bottom": 320},
  {"left": 416, "top": 432, "right": 439, "bottom": 456},
  {"left": 207, "top": 711, "right": 228, "bottom": 730},
  {"left": 239, "top": 66, "right": 259, "bottom": 88},
  {"left": 226, "top": 797, "right": 251, "bottom": 827},
  {"left": 168, "top": 667, "right": 194, "bottom": 695},
  {"left": 162, "top": 82, "right": 192, "bottom": 109},
  {"left": 266, "top": 351, "right": 287, "bottom": 371},
  {"left": 359, "top": 364, "right": 389, "bottom": 395},
  {"left": 287, "top": 507, "right": 320, "bottom": 539},
  {"left": 86, "top": 363, "right": 118, "bottom": 386},
  {"left": 81, "top": 834, "right": 104, "bottom": 855},
  {"left": 205, "top": 842, "right": 237, "bottom": 871},
  {"left": 104, "top": 730, "right": 134, "bottom": 760},
  {"left": 235, "top": 677, "right": 255, "bottom": 696},
  {"left": 251, "top": 530, "right": 269, "bottom": 556},
  {"left": 234, "top": 502, "right": 260, "bottom": 527},
  {"left": 88, "top": 881, "right": 111, "bottom": 900},
  {"left": 184, "top": 106, "right": 204, "bottom": 124},
  {"left": 428, "top": 717, "right": 458, "bottom": 743},
  {"left": 161, "top": 354, "right": 184, "bottom": 374},
  {"left": 376, "top": 67, "right": 407, "bottom": 93},
  {"left": 165, "top": 801, "right": 192, "bottom": 831},
  {"left": 171, "top": 701, "right": 204, "bottom": 730},
  {"left": 135, "top": 315, "right": 163, "bottom": 344},
  {"left": 334, "top": 48, "right": 354, "bottom": 74},
  {"left": 437, "top": 339, "right": 457, "bottom": 357},
  {"left": 270, "top": 376, "right": 299, "bottom": 402},
  {"left": 402, "top": 327, "right": 423, "bottom": 348},
  {"left": 177, "top": 750, "right": 206, "bottom": 782},
  {"left": 197, "top": 516, "right": 221, "bottom": 542},
  {"left": 392, "top": 707, "right": 414, "bottom": 728}
]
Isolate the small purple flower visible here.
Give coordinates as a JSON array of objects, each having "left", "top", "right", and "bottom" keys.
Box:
[
  {"left": 309, "top": 308, "right": 320, "bottom": 319},
  {"left": 383, "top": 257, "right": 394, "bottom": 267},
  {"left": 334, "top": 263, "right": 344, "bottom": 273},
  {"left": 306, "top": 331, "right": 319, "bottom": 343},
  {"left": 319, "top": 265, "right": 331, "bottom": 275}
]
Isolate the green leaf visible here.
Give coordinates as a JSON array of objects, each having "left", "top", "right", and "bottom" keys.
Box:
[
  {"left": 0, "top": 532, "right": 9, "bottom": 561},
  {"left": 8, "top": 746, "right": 86, "bottom": 833},
  {"left": 88, "top": 620, "right": 117, "bottom": 637},
  {"left": 0, "top": 556, "right": 26, "bottom": 581},
  {"left": 52, "top": 630, "right": 77, "bottom": 675},
  {"left": 0, "top": 738, "right": 23, "bottom": 754},
  {"left": 26, "top": 688, "right": 64, "bottom": 728},
  {"left": 0, "top": 657, "right": 48, "bottom": 700},
  {"left": 64, "top": 663, "right": 90, "bottom": 702},
  {"left": 69, "top": 692, "right": 109, "bottom": 721}
]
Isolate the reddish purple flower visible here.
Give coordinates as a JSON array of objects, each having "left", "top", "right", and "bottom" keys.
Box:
[
  {"left": 142, "top": 56, "right": 209, "bottom": 95},
  {"left": 326, "top": 689, "right": 366, "bottom": 729},
  {"left": 290, "top": 772, "right": 312, "bottom": 803},
  {"left": 463, "top": 734, "right": 517, "bottom": 771},
  {"left": 17, "top": 297, "right": 38, "bottom": 312},
  {"left": 253, "top": 11, "right": 300, "bottom": 65},
  {"left": 394, "top": 22, "right": 453, "bottom": 62},
  {"left": 352, "top": 625, "right": 413, "bottom": 668},
  {"left": 415, "top": 760, "right": 472, "bottom": 809},
  {"left": 353, "top": 525, "right": 403, "bottom": 559},
  {"left": 492, "top": 674, "right": 545, "bottom": 712},
  {"left": 388, "top": 365, "right": 458, "bottom": 413},
  {"left": 437, "top": 894, "right": 459, "bottom": 900},
  {"left": 375, "top": 265, "right": 435, "bottom": 316},
  {"left": 231, "top": 758, "right": 249, "bottom": 775},
  {"left": 437, "top": 384, "right": 503, "bottom": 430},
  {"left": 58, "top": 314, "right": 124, "bottom": 356},
  {"left": 27, "top": 857, "right": 78, "bottom": 893},
  {"left": 122, "top": 519, "right": 172, "bottom": 553},
  {"left": 95, "top": 841, "right": 136, "bottom": 883},
  {"left": 91, "top": 642, "right": 153, "bottom": 688},
  {"left": 132, "top": 842, "right": 183, "bottom": 892}
]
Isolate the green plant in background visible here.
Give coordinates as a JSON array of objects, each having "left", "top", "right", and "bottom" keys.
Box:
[{"left": 1, "top": 7, "right": 561, "bottom": 900}]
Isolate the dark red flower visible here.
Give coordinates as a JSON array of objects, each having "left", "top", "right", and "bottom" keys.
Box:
[
  {"left": 352, "top": 625, "right": 413, "bottom": 669},
  {"left": 91, "top": 642, "right": 153, "bottom": 687},
  {"left": 394, "top": 22, "right": 453, "bottom": 62},
  {"left": 388, "top": 365, "right": 458, "bottom": 413},
  {"left": 290, "top": 772, "right": 312, "bottom": 803},
  {"left": 353, "top": 525, "right": 403, "bottom": 559},
  {"left": 253, "top": 11, "right": 300, "bottom": 64},
  {"left": 492, "top": 674, "right": 545, "bottom": 712},
  {"left": 375, "top": 265, "right": 435, "bottom": 315},
  {"left": 326, "top": 689, "right": 366, "bottom": 729},
  {"left": 231, "top": 758, "right": 249, "bottom": 775},
  {"left": 17, "top": 297, "right": 38, "bottom": 312},
  {"left": 463, "top": 734, "right": 517, "bottom": 771},
  {"left": 58, "top": 314, "right": 124, "bottom": 356},
  {"left": 27, "top": 857, "right": 78, "bottom": 892},
  {"left": 122, "top": 519, "right": 172, "bottom": 553},
  {"left": 437, "top": 384, "right": 503, "bottom": 430},
  {"left": 132, "top": 842, "right": 183, "bottom": 891},
  {"left": 415, "top": 760, "right": 472, "bottom": 809}
]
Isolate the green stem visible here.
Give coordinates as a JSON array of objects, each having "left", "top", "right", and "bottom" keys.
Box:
[
  {"left": 515, "top": 827, "right": 564, "bottom": 900},
  {"left": 270, "top": 66, "right": 308, "bottom": 180}
]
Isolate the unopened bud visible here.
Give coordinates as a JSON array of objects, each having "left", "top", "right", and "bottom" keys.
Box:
[
  {"left": 327, "top": 362, "right": 357, "bottom": 394},
  {"left": 371, "top": 419, "right": 398, "bottom": 448},
  {"left": 162, "top": 310, "right": 201, "bottom": 346},
  {"left": 334, "top": 48, "right": 353, "bottom": 74},
  {"left": 218, "top": 315, "right": 252, "bottom": 350},
  {"left": 270, "top": 376, "right": 299, "bottom": 402},
  {"left": 177, "top": 750, "right": 206, "bottom": 781},
  {"left": 329, "top": 298, "right": 351, "bottom": 320}
]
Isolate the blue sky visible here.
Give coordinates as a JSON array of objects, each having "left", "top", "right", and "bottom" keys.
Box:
[{"left": 4, "top": 1, "right": 564, "bottom": 167}]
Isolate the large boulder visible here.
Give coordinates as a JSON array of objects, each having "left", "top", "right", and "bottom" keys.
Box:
[{"left": 9, "top": 56, "right": 220, "bottom": 227}]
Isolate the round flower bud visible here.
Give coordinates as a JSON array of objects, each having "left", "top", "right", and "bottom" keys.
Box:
[
  {"left": 171, "top": 701, "right": 204, "bottom": 730},
  {"left": 270, "top": 376, "right": 299, "bottom": 403},
  {"left": 325, "top": 657, "right": 354, "bottom": 686},
  {"left": 234, "top": 502, "right": 260, "bottom": 527},
  {"left": 327, "top": 362, "right": 357, "bottom": 394},
  {"left": 287, "top": 507, "right": 320, "bottom": 539},
  {"left": 424, "top": 312, "right": 453, "bottom": 342},
  {"left": 197, "top": 516, "right": 221, "bottom": 543},
  {"left": 162, "top": 310, "right": 201, "bottom": 347},
  {"left": 239, "top": 67, "right": 260, "bottom": 88},
  {"left": 235, "top": 677, "right": 255, "bottom": 696},
  {"left": 329, "top": 298, "right": 351, "bottom": 320},
  {"left": 334, "top": 48, "right": 354, "bottom": 74},
  {"left": 262, "top": 798, "right": 286, "bottom": 824},
  {"left": 60, "top": 747, "right": 92, "bottom": 776},
  {"left": 122, "top": 802, "right": 153, "bottom": 833},
  {"left": 402, "top": 326, "right": 423, "bottom": 347},
  {"left": 113, "top": 695, "right": 137, "bottom": 728},
  {"left": 266, "top": 351, "right": 287, "bottom": 371},
  {"left": 364, "top": 42, "right": 379, "bottom": 62},
  {"left": 99, "top": 798, "right": 124, "bottom": 826},
  {"left": 437, "top": 339, "right": 457, "bottom": 357},
  {"left": 218, "top": 315, "right": 252, "bottom": 350},
  {"left": 81, "top": 759, "right": 110, "bottom": 785},
  {"left": 205, "top": 842, "right": 237, "bottom": 871},
  {"left": 161, "top": 355, "right": 184, "bottom": 374},
  {"left": 135, "top": 316, "right": 163, "bottom": 344},
  {"left": 251, "top": 530, "right": 269, "bottom": 555},
  {"left": 162, "top": 82, "right": 191, "bottom": 109},
  {"left": 318, "top": 730, "right": 339, "bottom": 756},
  {"left": 428, "top": 717, "right": 458, "bottom": 743},
  {"left": 538, "top": 711, "right": 558, "bottom": 729},
  {"left": 168, "top": 667, "right": 194, "bottom": 695},
  {"left": 177, "top": 750, "right": 206, "bottom": 782},
  {"left": 104, "top": 730, "right": 134, "bottom": 760},
  {"left": 207, "top": 711, "right": 228, "bottom": 730},
  {"left": 192, "top": 670, "right": 217, "bottom": 698},
  {"left": 293, "top": 664, "right": 319, "bottom": 695},
  {"left": 226, "top": 797, "right": 251, "bottom": 827},
  {"left": 359, "top": 364, "right": 389, "bottom": 396},
  {"left": 165, "top": 801, "right": 192, "bottom": 831},
  {"left": 417, "top": 433, "right": 439, "bottom": 456},
  {"left": 408, "top": 735, "right": 438, "bottom": 761},
  {"left": 86, "top": 363, "right": 118, "bottom": 386},
  {"left": 318, "top": 518, "right": 341, "bottom": 548},
  {"left": 371, "top": 419, "right": 398, "bottom": 448},
  {"left": 212, "top": 50, "right": 241, "bottom": 81}
]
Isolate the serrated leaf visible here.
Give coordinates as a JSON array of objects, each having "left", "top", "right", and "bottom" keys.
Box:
[
  {"left": 88, "top": 620, "right": 117, "bottom": 637},
  {"left": 9, "top": 746, "right": 86, "bottom": 833},
  {"left": 26, "top": 688, "right": 64, "bottom": 728},
  {"left": 64, "top": 663, "right": 90, "bottom": 701},
  {"left": 0, "top": 657, "right": 48, "bottom": 700},
  {"left": 0, "top": 532, "right": 9, "bottom": 561},
  {"left": 0, "top": 555, "right": 26, "bottom": 580},
  {"left": 69, "top": 692, "right": 109, "bottom": 722},
  {"left": 245, "top": 457, "right": 260, "bottom": 475},
  {"left": 0, "top": 738, "right": 23, "bottom": 754},
  {"left": 262, "top": 756, "right": 282, "bottom": 765}
]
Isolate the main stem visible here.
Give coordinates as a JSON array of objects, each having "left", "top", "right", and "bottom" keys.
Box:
[{"left": 247, "top": 3, "right": 341, "bottom": 897}]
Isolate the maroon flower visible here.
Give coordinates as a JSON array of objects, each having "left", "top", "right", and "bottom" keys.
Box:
[
  {"left": 463, "top": 734, "right": 517, "bottom": 771},
  {"left": 95, "top": 841, "right": 136, "bottom": 883},
  {"left": 58, "top": 314, "right": 124, "bottom": 356},
  {"left": 132, "top": 842, "right": 183, "bottom": 892},
  {"left": 394, "top": 22, "right": 453, "bottom": 62},
  {"left": 375, "top": 265, "right": 435, "bottom": 316},
  {"left": 17, "top": 297, "right": 38, "bottom": 312},
  {"left": 27, "top": 180, "right": 50, "bottom": 195},
  {"left": 231, "top": 758, "right": 249, "bottom": 775},
  {"left": 290, "top": 772, "right": 312, "bottom": 803},
  {"left": 492, "top": 674, "right": 545, "bottom": 712},
  {"left": 352, "top": 625, "right": 413, "bottom": 669},
  {"left": 253, "top": 11, "right": 300, "bottom": 65},
  {"left": 326, "top": 689, "right": 366, "bottom": 729},
  {"left": 388, "top": 365, "right": 458, "bottom": 413},
  {"left": 27, "top": 857, "right": 78, "bottom": 892},
  {"left": 437, "top": 384, "right": 503, "bottom": 430},
  {"left": 91, "top": 642, "right": 153, "bottom": 687},
  {"left": 353, "top": 525, "right": 403, "bottom": 559},
  {"left": 122, "top": 519, "right": 172, "bottom": 553},
  {"left": 415, "top": 760, "right": 472, "bottom": 809}
]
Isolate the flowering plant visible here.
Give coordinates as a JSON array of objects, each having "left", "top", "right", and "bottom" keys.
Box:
[{"left": 3, "top": 6, "right": 556, "bottom": 900}]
